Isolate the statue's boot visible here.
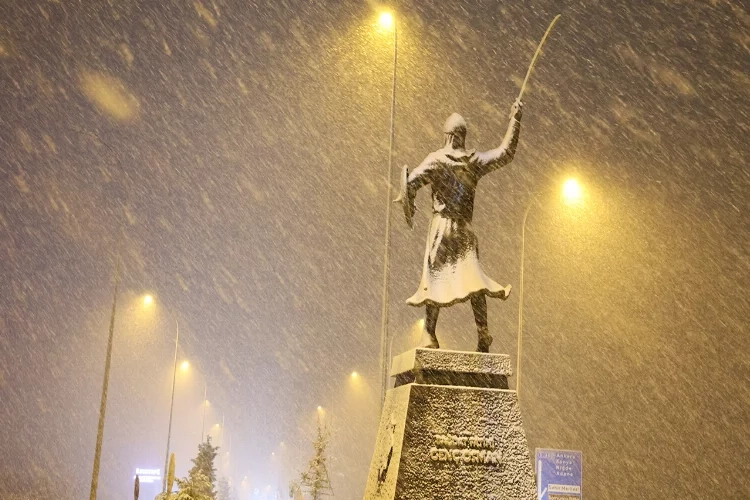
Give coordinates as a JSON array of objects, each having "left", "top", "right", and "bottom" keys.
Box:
[
  {"left": 477, "top": 328, "right": 493, "bottom": 353},
  {"left": 424, "top": 332, "right": 440, "bottom": 349}
]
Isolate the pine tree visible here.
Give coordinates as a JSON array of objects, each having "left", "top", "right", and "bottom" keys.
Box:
[
  {"left": 215, "top": 477, "right": 230, "bottom": 500},
  {"left": 298, "top": 419, "right": 333, "bottom": 500},
  {"left": 173, "top": 470, "right": 213, "bottom": 500},
  {"left": 188, "top": 436, "right": 219, "bottom": 499}
]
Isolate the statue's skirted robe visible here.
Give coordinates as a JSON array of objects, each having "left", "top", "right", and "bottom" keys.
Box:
[{"left": 397, "top": 114, "right": 521, "bottom": 307}]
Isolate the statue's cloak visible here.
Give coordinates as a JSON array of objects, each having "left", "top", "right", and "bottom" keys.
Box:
[{"left": 397, "top": 147, "right": 511, "bottom": 307}]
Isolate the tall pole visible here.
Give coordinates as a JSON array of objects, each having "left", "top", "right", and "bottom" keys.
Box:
[
  {"left": 516, "top": 197, "right": 537, "bottom": 402},
  {"left": 378, "top": 17, "right": 398, "bottom": 409},
  {"left": 201, "top": 382, "right": 207, "bottom": 442},
  {"left": 220, "top": 414, "right": 225, "bottom": 448},
  {"left": 89, "top": 249, "right": 122, "bottom": 500},
  {"left": 86, "top": 132, "right": 130, "bottom": 500},
  {"left": 217, "top": 414, "right": 225, "bottom": 477},
  {"left": 517, "top": 178, "right": 584, "bottom": 400},
  {"left": 227, "top": 435, "right": 232, "bottom": 483},
  {"left": 162, "top": 317, "right": 180, "bottom": 493}
]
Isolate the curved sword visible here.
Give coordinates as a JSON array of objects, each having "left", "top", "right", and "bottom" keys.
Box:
[{"left": 517, "top": 14, "right": 562, "bottom": 103}]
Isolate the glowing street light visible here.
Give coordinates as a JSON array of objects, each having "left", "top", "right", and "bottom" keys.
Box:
[
  {"left": 378, "top": 11, "right": 394, "bottom": 30},
  {"left": 562, "top": 178, "right": 583, "bottom": 204},
  {"left": 143, "top": 294, "right": 154, "bottom": 307},
  {"left": 180, "top": 360, "right": 190, "bottom": 371},
  {"left": 351, "top": 371, "right": 359, "bottom": 379}
]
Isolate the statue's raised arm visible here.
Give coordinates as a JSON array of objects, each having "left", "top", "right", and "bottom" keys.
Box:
[{"left": 473, "top": 100, "right": 523, "bottom": 178}]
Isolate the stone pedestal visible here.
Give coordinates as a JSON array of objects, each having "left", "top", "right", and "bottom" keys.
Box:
[{"left": 363, "top": 348, "right": 536, "bottom": 500}]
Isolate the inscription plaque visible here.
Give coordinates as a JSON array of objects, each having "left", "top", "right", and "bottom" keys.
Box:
[{"left": 428, "top": 433, "right": 501, "bottom": 465}]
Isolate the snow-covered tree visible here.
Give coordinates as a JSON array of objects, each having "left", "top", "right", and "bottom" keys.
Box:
[
  {"left": 215, "top": 477, "right": 230, "bottom": 500},
  {"left": 188, "top": 436, "right": 219, "bottom": 499},
  {"left": 298, "top": 419, "right": 333, "bottom": 500},
  {"left": 173, "top": 470, "right": 213, "bottom": 500}
]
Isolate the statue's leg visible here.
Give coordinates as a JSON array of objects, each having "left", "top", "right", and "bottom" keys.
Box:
[
  {"left": 471, "top": 294, "right": 492, "bottom": 353},
  {"left": 424, "top": 304, "right": 440, "bottom": 349}
]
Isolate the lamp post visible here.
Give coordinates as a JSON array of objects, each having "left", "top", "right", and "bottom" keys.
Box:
[
  {"left": 88, "top": 248, "right": 122, "bottom": 500},
  {"left": 162, "top": 316, "right": 180, "bottom": 494},
  {"left": 201, "top": 382, "right": 208, "bottom": 442},
  {"left": 516, "top": 179, "right": 583, "bottom": 400},
  {"left": 86, "top": 134, "right": 129, "bottom": 500},
  {"left": 220, "top": 414, "right": 225, "bottom": 448},
  {"left": 377, "top": 9, "right": 398, "bottom": 410}
]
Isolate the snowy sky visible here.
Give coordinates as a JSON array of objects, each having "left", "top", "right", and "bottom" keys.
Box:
[{"left": 0, "top": 0, "right": 748, "bottom": 498}]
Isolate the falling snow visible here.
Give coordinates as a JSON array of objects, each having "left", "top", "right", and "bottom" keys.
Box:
[{"left": 0, "top": 1, "right": 748, "bottom": 499}]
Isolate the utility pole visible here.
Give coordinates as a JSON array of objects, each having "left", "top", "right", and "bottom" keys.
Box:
[{"left": 88, "top": 250, "right": 122, "bottom": 500}]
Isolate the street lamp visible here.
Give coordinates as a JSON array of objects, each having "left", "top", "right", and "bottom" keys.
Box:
[
  {"left": 378, "top": 12, "right": 394, "bottom": 30},
  {"left": 516, "top": 179, "right": 584, "bottom": 400},
  {"left": 377, "top": 9, "right": 398, "bottom": 410},
  {"left": 562, "top": 178, "right": 583, "bottom": 205}
]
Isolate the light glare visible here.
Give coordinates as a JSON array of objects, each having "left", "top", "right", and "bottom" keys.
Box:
[
  {"left": 143, "top": 294, "right": 154, "bottom": 306},
  {"left": 378, "top": 12, "right": 394, "bottom": 30},
  {"left": 562, "top": 178, "right": 583, "bottom": 204},
  {"left": 180, "top": 360, "right": 189, "bottom": 371}
]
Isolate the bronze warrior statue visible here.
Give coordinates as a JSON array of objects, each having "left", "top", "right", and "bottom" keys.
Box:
[{"left": 395, "top": 99, "right": 523, "bottom": 353}]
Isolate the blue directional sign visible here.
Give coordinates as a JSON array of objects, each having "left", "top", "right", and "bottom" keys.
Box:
[{"left": 535, "top": 449, "right": 582, "bottom": 500}]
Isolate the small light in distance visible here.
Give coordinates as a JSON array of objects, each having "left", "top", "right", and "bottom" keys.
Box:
[
  {"left": 180, "top": 361, "right": 189, "bottom": 371},
  {"left": 143, "top": 294, "right": 154, "bottom": 306},
  {"left": 351, "top": 371, "right": 358, "bottom": 379}
]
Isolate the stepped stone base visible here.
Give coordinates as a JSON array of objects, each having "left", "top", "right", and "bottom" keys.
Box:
[{"left": 363, "top": 348, "right": 536, "bottom": 500}]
